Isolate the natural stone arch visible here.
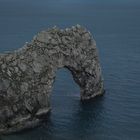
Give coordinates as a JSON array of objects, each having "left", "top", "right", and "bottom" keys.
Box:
[{"left": 0, "top": 25, "right": 104, "bottom": 134}]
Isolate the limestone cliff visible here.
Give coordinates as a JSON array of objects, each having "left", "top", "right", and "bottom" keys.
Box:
[{"left": 0, "top": 25, "right": 104, "bottom": 134}]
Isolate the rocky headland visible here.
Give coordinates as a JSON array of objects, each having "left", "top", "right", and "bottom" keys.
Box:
[{"left": 0, "top": 25, "right": 104, "bottom": 134}]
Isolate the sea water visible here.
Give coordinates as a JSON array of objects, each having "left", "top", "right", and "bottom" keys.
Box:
[{"left": 0, "top": 0, "right": 140, "bottom": 139}]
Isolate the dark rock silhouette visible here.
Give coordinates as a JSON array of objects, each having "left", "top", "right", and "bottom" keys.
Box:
[{"left": 0, "top": 25, "right": 104, "bottom": 134}]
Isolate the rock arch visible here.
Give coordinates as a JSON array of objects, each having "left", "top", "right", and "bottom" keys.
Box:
[{"left": 0, "top": 25, "right": 104, "bottom": 134}]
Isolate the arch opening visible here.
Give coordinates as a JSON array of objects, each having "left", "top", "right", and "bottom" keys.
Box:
[{"left": 52, "top": 68, "right": 80, "bottom": 100}]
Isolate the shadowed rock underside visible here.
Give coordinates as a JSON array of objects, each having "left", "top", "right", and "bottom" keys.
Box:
[{"left": 0, "top": 25, "right": 104, "bottom": 134}]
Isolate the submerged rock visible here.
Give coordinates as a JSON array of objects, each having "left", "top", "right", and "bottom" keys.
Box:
[{"left": 0, "top": 25, "right": 104, "bottom": 134}]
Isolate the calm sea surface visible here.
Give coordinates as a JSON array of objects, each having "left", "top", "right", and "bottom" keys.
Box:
[{"left": 0, "top": 0, "right": 140, "bottom": 139}]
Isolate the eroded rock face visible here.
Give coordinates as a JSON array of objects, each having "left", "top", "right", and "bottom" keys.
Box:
[{"left": 0, "top": 25, "right": 104, "bottom": 134}]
